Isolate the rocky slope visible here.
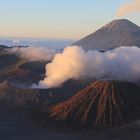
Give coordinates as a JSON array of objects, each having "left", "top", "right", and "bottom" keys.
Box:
[{"left": 0, "top": 48, "right": 47, "bottom": 86}]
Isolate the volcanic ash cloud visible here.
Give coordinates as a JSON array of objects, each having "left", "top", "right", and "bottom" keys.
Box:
[
  {"left": 34, "top": 45, "right": 140, "bottom": 89},
  {"left": 117, "top": 0, "right": 140, "bottom": 16}
]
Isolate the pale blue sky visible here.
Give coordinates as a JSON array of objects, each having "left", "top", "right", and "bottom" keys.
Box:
[{"left": 0, "top": 0, "right": 139, "bottom": 39}]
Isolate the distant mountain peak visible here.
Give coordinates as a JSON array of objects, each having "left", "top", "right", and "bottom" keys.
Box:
[
  {"left": 103, "top": 19, "right": 140, "bottom": 32},
  {"left": 73, "top": 19, "right": 140, "bottom": 50},
  {"left": 104, "top": 19, "right": 135, "bottom": 26}
]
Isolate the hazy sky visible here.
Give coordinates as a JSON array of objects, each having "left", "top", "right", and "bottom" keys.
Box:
[{"left": 0, "top": 0, "right": 139, "bottom": 39}]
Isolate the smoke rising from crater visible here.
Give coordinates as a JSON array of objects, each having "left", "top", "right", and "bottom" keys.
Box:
[
  {"left": 33, "top": 45, "right": 140, "bottom": 89},
  {"left": 117, "top": 0, "right": 140, "bottom": 16},
  {"left": 6, "top": 46, "right": 56, "bottom": 62}
]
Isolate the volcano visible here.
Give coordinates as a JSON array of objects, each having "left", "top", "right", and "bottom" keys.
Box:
[
  {"left": 46, "top": 80, "right": 140, "bottom": 129},
  {"left": 73, "top": 19, "right": 140, "bottom": 50}
]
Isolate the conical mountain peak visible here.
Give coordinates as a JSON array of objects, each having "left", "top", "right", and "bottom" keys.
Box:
[
  {"left": 45, "top": 80, "right": 140, "bottom": 129},
  {"left": 73, "top": 19, "right": 140, "bottom": 50},
  {"left": 103, "top": 19, "right": 140, "bottom": 32}
]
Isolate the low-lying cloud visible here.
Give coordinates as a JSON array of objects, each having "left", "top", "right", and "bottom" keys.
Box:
[
  {"left": 117, "top": 0, "right": 140, "bottom": 17},
  {"left": 6, "top": 46, "right": 56, "bottom": 62},
  {"left": 33, "top": 45, "right": 140, "bottom": 89}
]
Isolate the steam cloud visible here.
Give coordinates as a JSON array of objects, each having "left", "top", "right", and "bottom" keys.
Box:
[
  {"left": 6, "top": 46, "right": 56, "bottom": 61},
  {"left": 117, "top": 0, "right": 140, "bottom": 16},
  {"left": 33, "top": 45, "right": 140, "bottom": 89}
]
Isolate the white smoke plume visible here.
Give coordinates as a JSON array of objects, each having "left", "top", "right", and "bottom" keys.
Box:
[
  {"left": 117, "top": 0, "right": 140, "bottom": 17},
  {"left": 33, "top": 45, "right": 140, "bottom": 89},
  {"left": 6, "top": 46, "right": 56, "bottom": 62}
]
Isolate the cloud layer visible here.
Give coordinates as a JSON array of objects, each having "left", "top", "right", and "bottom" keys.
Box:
[
  {"left": 33, "top": 45, "right": 140, "bottom": 89},
  {"left": 117, "top": 0, "right": 140, "bottom": 16}
]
